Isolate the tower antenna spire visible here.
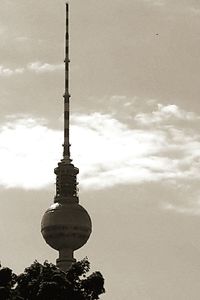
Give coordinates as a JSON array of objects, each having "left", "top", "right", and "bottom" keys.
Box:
[{"left": 63, "top": 2, "right": 71, "bottom": 162}]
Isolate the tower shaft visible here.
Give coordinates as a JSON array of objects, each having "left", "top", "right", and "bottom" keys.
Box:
[{"left": 63, "top": 3, "right": 70, "bottom": 161}]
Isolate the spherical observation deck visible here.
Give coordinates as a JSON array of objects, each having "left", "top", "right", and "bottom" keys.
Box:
[
  {"left": 41, "top": 201, "right": 92, "bottom": 272},
  {"left": 41, "top": 202, "right": 92, "bottom": 251}
]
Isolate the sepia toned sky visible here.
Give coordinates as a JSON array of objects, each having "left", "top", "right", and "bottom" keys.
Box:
[{"left": 0, "top": 0, "right": 200, "bottom": 299}]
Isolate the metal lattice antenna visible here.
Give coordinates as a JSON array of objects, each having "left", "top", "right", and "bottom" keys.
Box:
[
  {"left": 63, "top": 2, "right": 71, "bottom": 162},
  {"left": 54, "top": 2, "right": 79, "bottom": 200}
]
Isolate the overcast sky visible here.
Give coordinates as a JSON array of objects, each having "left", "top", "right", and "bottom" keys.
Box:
[{"left": 0, "top": 0, "right": 200, "bottom": 299}]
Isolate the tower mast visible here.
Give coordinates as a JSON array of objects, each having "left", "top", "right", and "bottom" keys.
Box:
[
  {"left": 41, "top": 3, "right": 92, "bottom": 272},
  {"left": 54, "top": 2, "right": 79, "bottom": 201},
  {"left": 63, "top": 3, "right": 71, "bottom": 162}
]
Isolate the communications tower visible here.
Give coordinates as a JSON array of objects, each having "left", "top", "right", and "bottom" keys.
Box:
[{"left": 41, "top": 3, "right": 92, "bottom": 272}]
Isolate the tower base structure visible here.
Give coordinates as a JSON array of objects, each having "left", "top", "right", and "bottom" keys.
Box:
[{"left": 56, "top": 249, "right": 76, "bottom": 272}]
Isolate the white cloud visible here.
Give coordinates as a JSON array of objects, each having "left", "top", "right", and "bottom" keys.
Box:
[
  {"left": 0, "top": 117, "right": 61, "bottom": 189},
  {"left": 189, "top": 7, "right": 200, "bottom": 16},
  {"left": 163, "top": 196, "right": 200, "bottom": 216},
  {"left": 0, "top": 61, "right": 64, "bottom": 78},
  {"left": 15, "top": 36, "right": 29, "bottom": 42},
  {"left": 71, "top": 113, "right": 167, "bottom": 188},
  {"left": 72, "top": 113, "right": 200, "bottom": 189},
  {"left": 142, "top": 0, "right": 165, "bottom": 6},
  {"left": 15, "top": 68, "right": 25, "bottom": 74},
  {"left": 135, "top": 104, "right": 199, "bottom": 125},
  {"left": 0, "top": 108, "right": 199, "bottom": 191},
  {"left": 27, "top": 61, "right": 64, "bottom": 73},
  {"left": 0, "top": 65, "right": 25, "bottom": 77}
]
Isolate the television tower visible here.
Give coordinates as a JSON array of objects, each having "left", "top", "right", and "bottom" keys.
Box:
[{"left": 41, "top": 3, "right": 92, "bottom": 272}]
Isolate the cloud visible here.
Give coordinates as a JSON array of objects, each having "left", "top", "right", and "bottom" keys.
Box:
[
  {"left": 142, "top": 0, "right": 165, "bottom": 7},
  {"left": 0, "top": 117, "right": 61, "bottom": 189},
  {"left": 188, "top": 6, "right": 200, "bottom": 16},
  {"left": 0, "top": 106, "right": 199, "bottom": 192},
  {"left": 71, "top": 113, "right": 167, "bottom": 188},
  {"left": 0, "top": 61, "right": 64, "bottom": 77},
  {"left": 27, "top": 61, "right": 64, "bottom": 73},
  {"left": 163, "top": 195, "right": 200, "bottom": 216},
  {"left": 135, "top": 104, "right": 199, "bottom": 125},
  {"left": 0, "top": 65, "right": 24, "bottom": 77},
  {"left": 72, "top": 112, "right": 200, "bottom": 189},
  {"left": 15, "top": 36, "right": 29, "bottom": 42}
]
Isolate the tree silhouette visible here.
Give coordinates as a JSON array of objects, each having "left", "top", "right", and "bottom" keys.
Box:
[{"left": 0, "top": 258, "right": 105, "bottom": 300}]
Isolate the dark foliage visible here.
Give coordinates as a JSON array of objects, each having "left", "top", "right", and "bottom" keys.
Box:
[
  {"left": 0, "top": 265, "right": 18, "bottom": 300},
  {"left": 0, "top": 259, "right": 105, "bottom": 300}
]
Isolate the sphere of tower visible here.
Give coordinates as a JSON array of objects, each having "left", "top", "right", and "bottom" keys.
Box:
[{"left": 41, "top": 202, "right": 92, "bottom": 251}]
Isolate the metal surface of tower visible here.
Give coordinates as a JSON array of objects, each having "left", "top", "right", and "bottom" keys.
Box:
[{"left": 41, "top": 3, "right": 92, "bottom": 272}]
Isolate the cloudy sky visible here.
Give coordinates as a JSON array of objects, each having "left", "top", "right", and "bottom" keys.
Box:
[{"left": 0, "top": 0, "right": 200, "bottom": 299}]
